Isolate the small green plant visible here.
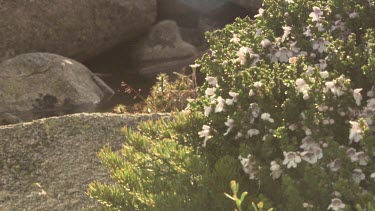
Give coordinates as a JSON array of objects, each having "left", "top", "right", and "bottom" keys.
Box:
[
  {"left": 114, "top": 71, "right": 198, "bottom": 113},
  {"left": 225, "top": 180, "right": 273, "bottom": 211}
]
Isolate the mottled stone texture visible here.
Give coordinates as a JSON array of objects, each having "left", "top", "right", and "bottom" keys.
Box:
[
  {"left": 0, "top": 0, "right": 156, "bottom": 62},
  {"left": 0, "top": 112, "right": 169, "bottom": 211}
]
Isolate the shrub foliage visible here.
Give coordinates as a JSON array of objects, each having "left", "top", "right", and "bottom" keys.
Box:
[{"left": 88, "top": 0, "right": 375, "bottom": 210}]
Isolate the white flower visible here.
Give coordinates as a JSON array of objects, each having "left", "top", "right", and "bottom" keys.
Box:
[
  {"left": 275, "top": 47, "right": 293, "bottom": 63},
  {"left": 249, "top": 89, "right": 255, "bottom": 96},
  {"left": 283, "top": 151, "right": 302, "bottom": 168},
  {"left": 352, "top": 169, "right": 365, "bottom": 184},
  {"left": 268, "top": 49, "right": 279, "bottom": 63},
  {"left": 270, "top": 161, "right": 282, "bottom": 179},
  {"left": 328, "top": 159, "right": 342, "bottom": 172},
  {"left": 205, "top": 87, "right": 216, "bottom": 97},
  {"left": 282, "top": 26, "right": 292, "bottom": 42},
  {"left": 230, "top": 34, "right": 240, "bottom": 43},
  {"left": 250, "top": 103, "right": 260, "bottom": 118},
  {"left": 300, "top": 136, "right": 318, "bottom": 150},
  {"left": 237, "top": 47, "right": 253, "bottom": 65},
  {"left": 255, "top": 28, "right": 263, "bottom": 36},
  {"left": 261, "top": 38, "right": 273, "bottom": 48},
  {"left": 261, "top": 113, "right": 274, "bottom": 123},
  {"left": 239, "top": 154, "right": 256, "bottom": 179},
  {"left": 316, "top": 22, "right": 325, "bottom": 32},
  {"left": 205, "top": 76, "right": 218, "bottom": 87},
  {"left": 198, "top": 125, "right": 212, "bottom": 147},
  {"left": 318, "top": 59, "right": 327, "bottom": 70},
  {"left": 250, "top": 53, "right": 260, "bottom": 66},
  {"left": 247, "top": 129, "right": 260, "bottom": 137},
  {"left": 367, "top": 86, "right": 375, "bottom": 97},
  {"left": 285, "top": 0, "right": 294, "bottom": 3},
  {"left": 353, "top": 88, "right": 363, "bottom": 106},
  {"left": 356, "top": 151, "right": 369, "bottom": 166},
  {"left": 303, "top": 26, "right": 313, "bottom": 37},
  {"left": 313, "top": 37, "right": 330, "bottom": 53},
  {"left": 254, "top": 8, "right": 264, "bottom": 18},
  {"left": 290, "top": 41, "right": 300, "bottom": 53},
  {"left": 301, "top": 150, "right": 318, "bottom": 164},
  {"left": 288, "top": 124, "right": 297, "bottom": 131},
  {"left": 204, "top": 106, "right": 212, "bottom": 116},
  {"left": 370, "top": 173, "right": 375, "bottom": 180},
  {"left": 295, "top": 78, "right": 310, "bottom": 95},
  {"left": 189, "top": 63, "right": 200, "bottom": 69},
  {"left": 224, "top": 118, "right": 235, "bottom": 136},
  {"left": 309, "top": 6, "right": 323, "bottom": 22},
  {"left": 346, "top": 147, "right": 358, "bottom": 162},
  {"left": 215, "top": 96, "right": 225, "bottom": 113},
  {"left": 349, "top": 12, "right": 358, "bottom": 19},
  {"left": 320, "top": 71, "right": 329, "bottom": 78},
  {"left": 301, "top": 145, "right": 323, "bottom": 164},
  {"left": 235, "top": 132, "right": 243, "bottom": 140},
  {"left": 305, "top": 65, "right": 315, "bottom": 76},
  {"left": 225, "top": 91, "right": 239, "bottom": 105},
  {"left": 305, "top": 128, "right": 312, "bottom": 136},
  {"left": 349, "top": 121, "right": 363, "bottom": 143},
  {"left": 254, "top": 81, "right": 263, "bottom": 88},
  {"left": 328, "top": 198, "right": 345, "bottom": 211}
]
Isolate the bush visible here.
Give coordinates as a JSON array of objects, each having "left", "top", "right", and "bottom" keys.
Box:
[
  {"left": 114, "top": 72, "right": 198, "bottom": 114},
  {"left": 88, "top": 0, "right": 375, "bottom": 210}
]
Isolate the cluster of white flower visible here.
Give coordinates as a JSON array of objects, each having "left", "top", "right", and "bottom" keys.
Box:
[{"left": 196, "top": 2, "right": 375, "bottom": 209}]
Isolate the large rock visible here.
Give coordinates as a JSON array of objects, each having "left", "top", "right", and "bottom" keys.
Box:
[
  {"left": 157, "top": 0, "right": 200, "bottom": 27},
  {"left": 0, "top": 53, "right": 114, "bottom": 120},
  {"left": 132, "top": 20, "right": 198, "bottom": 77},
  {"left": 0, "top": 0, "right": 156, "bottom": 62},
  {"left": 0, "top": 112, "right": 169, "bottom": 211}
]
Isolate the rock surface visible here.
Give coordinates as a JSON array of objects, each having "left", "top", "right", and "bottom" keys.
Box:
[
  {"left": 132, "top": 20, "right": 198, "bottom": 77},
  {"left": 0, "top": 112, "right": 169, "bottom": 211},
  {"left": 0, "top": 53, "right": 114, "bottom": 120},
  {"left": 0, "top": 0, "right": 156, "bottom": 62}
]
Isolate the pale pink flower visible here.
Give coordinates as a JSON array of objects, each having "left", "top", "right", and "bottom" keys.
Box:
[
  {"left": 313, "top": 37, "right": 330, "bottom": 53},
  {"left": 309, "top": 7, "right": 323, "bottom": 22},
  {"left": 275, "top": 47, "right": 293, "bottom": 62},
  {"left": 353, "top": 88, "right": 363, "bottom": 106},
  {"left": 349, "top": 121, "right": 363, "bottom": 143},
  {"left": 282, "top": 26, "right": 292, "bottom": 42}
]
